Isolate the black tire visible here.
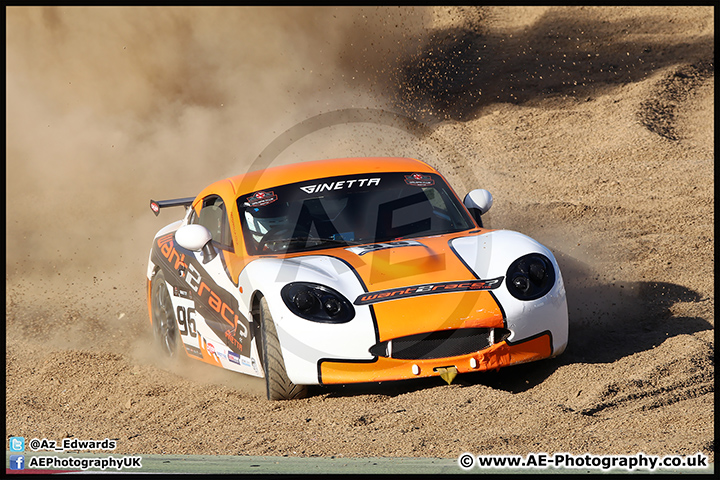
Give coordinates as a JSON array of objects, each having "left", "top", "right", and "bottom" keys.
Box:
[
  {"left": 260, "top": 296, "right": 308, "bottom": 401},
  {"left": 151, "top": 270, "right": 180, "bottom": 357}
]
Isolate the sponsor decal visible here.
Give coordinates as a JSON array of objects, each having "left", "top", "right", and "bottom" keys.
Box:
[
  {"left": 227, "top": 352, "right": 252, "bottom": 369},
  {"left": 157, "top": 233, "right": 187, "bottom": 273},
  {"left": 150, "top": 201, "right": 160, "bottom": 215},
  {"left": 228, "top": 351, "right": 242, "bottom": 365},
  {"left": 346, "top": 240, "right": 424, "bottom": 256},
  {"left": 354, "top": 277, "right": 504, "bottom": 305},
  {"left": 206, "top": 341, "right": 227, "bottom": 359},
  {"left": 184, "top": 343, "right": 204, "bottom": 358},
  {"left": 299, "top": 177, "right": 381, "bottom": 194},
  {"left": 173, "top": 286, "right": 191, "bottom": 298},
  {"left": 151, "top": 233, "right": 251, "bottom": 355},
  {"left": 245, "top": 191, "right": 278, "bottom": 207},
  {"left": 182, "top": 261, "right": 249, "bottom": 340},
  {"left": 404, "top": 173, "right": 435, "bottom": 187},
  {"left": 251, "top": 358, "right": 259, "bottom": 373},
  {"left": 224, "top": 328, "right": 244, "bottom": 352},
  {"left": 199, "top": 335, "right": 221, "bottom": 363}
]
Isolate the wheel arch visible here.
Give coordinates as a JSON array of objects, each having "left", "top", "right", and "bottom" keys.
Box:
[
  {"left": 250, "top": 290, "right": 265, "bottom": 368},
  {"left": 147, "top": 264, "right": 162, "bottom": 326}
]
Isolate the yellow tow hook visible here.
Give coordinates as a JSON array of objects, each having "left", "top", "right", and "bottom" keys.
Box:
[{"left": 435, "top": 366, "right": 458, "bottom": 385}]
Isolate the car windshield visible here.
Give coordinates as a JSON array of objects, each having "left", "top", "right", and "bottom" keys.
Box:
[{"left": 238, "top": 172, "right": 475, "bottom": 254}]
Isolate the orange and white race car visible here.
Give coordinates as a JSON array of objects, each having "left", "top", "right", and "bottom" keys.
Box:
[{"left": 147, "top": 157, "right": 568, "bottom": 400}]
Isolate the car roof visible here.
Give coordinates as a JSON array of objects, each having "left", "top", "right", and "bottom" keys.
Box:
[{"left": 225, "top": 157, "right": 438, "bottom": 196}]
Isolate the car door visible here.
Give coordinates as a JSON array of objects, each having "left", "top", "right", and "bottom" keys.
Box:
[{"left": 182, "top": 195, "right": 254, "bottom": 369}]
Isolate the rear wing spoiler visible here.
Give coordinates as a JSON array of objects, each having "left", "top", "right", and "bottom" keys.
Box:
[{"left": 149, "top": 197, "right": 195, "bottom": 216}]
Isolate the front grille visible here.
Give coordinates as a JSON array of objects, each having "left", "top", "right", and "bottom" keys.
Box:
[{"left": 369, "top": 328, "right": 511, "bottom": 360}]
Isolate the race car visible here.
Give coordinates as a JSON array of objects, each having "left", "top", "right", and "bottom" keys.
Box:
[{"left": 147, "top": 157, "right": 568, "bottom": 400}]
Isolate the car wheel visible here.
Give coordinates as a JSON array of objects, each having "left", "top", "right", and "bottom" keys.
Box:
[
  {"left": 260, "top": 296, "right": 308, "bottom": 400},
  {"left": 151, "top": 270, "right": 180, "bottom": 357}
]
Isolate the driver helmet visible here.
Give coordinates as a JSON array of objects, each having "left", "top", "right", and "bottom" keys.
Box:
[{"left": 244, "top": 201, "right": 288, "bottom": 243}]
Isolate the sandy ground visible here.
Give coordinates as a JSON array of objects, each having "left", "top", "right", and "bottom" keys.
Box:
[{"left": 6, "top": 6, "right": 714, "bottom": 464}]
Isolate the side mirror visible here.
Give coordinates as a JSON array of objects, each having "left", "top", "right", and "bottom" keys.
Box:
[
  {"left": 463, "top": 189, "right": 493, "bottom": 228},
  {"left": 175, "top": 224, "right": 216, "bottom": 263}
]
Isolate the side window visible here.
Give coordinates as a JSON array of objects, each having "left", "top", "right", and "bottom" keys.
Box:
[{"left": 194, "top": 196, "right": 233, "bottom": 250}]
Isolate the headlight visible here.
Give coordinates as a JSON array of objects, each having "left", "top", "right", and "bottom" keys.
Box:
[
  {"left": 281, "top": 282, "right": 355, "bottom": 323},
  {"left": 506, "top": 253, "right": 555, "bottom": 301}
]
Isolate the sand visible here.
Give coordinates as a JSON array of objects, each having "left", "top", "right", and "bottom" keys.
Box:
[{"left": 6, "top": 6, "right": 713, "bottom": 463}]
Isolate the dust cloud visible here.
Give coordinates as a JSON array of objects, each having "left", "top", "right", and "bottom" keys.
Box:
[
  {"left": 6, "top": 6, "right": 436, "bottom": 300},
  {"left": 5, "top": 6, "right": 447, "bottom": 364},
  {"left": 6, "top": 6, "right": 714, "bottom": 463}
]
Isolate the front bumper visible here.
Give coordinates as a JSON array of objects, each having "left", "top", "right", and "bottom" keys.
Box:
[{"left": 317, "top": 333, "right": 552, "bottom": 385}]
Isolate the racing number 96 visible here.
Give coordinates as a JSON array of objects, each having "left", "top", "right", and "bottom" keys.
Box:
[{"left": 176, "top": 306, "right": 197, "bottom": 338}]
